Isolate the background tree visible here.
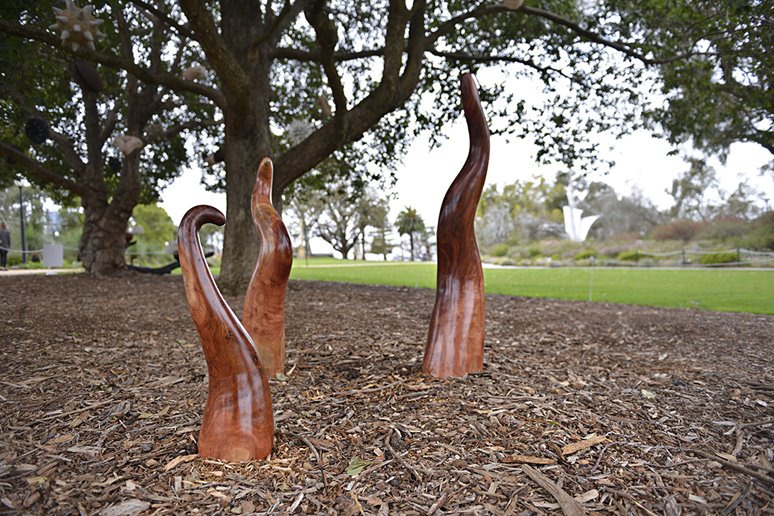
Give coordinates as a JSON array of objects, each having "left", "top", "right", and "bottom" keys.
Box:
[
  {"left": 0, "top": 2, "right": 216, "bottom": 274},
  {"left": 667, "top": 158, "right": 719, "bottom": 221},
  {"left": 0, "top": 183, "right": 48, "bottom": 263},
  {"left": 580, "top": 183, "right": 662, "bottom": 240},
  {"left": 3, "top": 1, "right": 772, "bottom": 291},
  {"left": 395, "top": 206, "right": 425, "bottom": 261},
  {"left": 369, "top": 211, "right": 396, "bottom": 261},
  {"left": 633, "top": 2, "right": 773, "bottom": 156},
  {"left": 354, "top": 190, "right": 390, "bottom": 260},
  {"left": 314, "top": 189, "right": 360, "bottom": 260},
  {"left": 126, "top": 203, "right": 177, "bottom": 266}
]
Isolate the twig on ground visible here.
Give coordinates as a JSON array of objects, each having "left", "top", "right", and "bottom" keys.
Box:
[
  {"left": 521, "top": 465, "right": 584, "bottom": 516},
  {"left": 384, "top": 429, "right": 423, "bottom": 482}
]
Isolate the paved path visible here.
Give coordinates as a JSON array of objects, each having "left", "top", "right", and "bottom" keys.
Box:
[{"left": 0, "top": 268, "right": 84, "bottom": 276}]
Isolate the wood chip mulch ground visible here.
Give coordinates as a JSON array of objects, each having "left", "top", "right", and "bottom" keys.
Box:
[{"left": 0, "top": 273, "right": 772, "bottom": 515}]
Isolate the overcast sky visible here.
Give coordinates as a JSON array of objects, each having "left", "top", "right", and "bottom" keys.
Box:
[
  {"left": 160, "top": 68, "right": 773, "bottom": 244},
  {"left": 160, "top": 122, "right": 773, "bottom": 228}
]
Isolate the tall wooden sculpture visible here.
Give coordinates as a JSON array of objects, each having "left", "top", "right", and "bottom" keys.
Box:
[
  {"left": 243, "top": 158, "right": 293, "bottom": 377},
  {"left": 424, "top": 73, "right": 490, "bottom": 378},
  {"left": 178, "top": 205, "right": 274, "bottom": 461}
]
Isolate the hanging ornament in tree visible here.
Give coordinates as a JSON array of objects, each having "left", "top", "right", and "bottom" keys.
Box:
[
  {"left": 49, "top": 1, "right": 105, "bottom": 52},
  {"left": 70, "top": 60, "right": 103, "bottom": 93},
  {"left": 182, "top": 65, "right": 207, "bottom": 81},
  {"left": 316, "top": 95, "right": 332, "bottom": 117},
  {"left": 25, "top": 117, "right": 50, "bottom": 144},
  {"left": 107, "top": 156, "right": 122, "bottom": 173},
  {"left": 502, "top": 0, "right": 524, "bottom": 9},
  {"left": 204, "top": 147, "right": 225, "bottom": 165},
  {"left": 145, "top": 123, "right": 164, "bottom": 141},
  {"left": 285, "top": 120, "right": 314, "bottom": 146},
  {"left": 113, "top": 135, "right": 144, "bottom": 155}
]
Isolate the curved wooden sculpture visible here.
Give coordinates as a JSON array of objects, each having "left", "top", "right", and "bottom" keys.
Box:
[
  {"left": 243, "top": 158, "right": 293, "bottom": 377},
  {"left": 423, "top": 73, "right": 490, "bottom": 378},
  {"left": 178, "top": 205, "right": 274, "bottom": 461}
]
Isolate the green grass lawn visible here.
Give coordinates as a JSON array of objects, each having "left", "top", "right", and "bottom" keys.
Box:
[{"left": 290, "top": 259, "right": 774, "bottom": 314}]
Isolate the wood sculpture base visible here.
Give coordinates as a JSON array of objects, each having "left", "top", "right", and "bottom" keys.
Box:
[
  {"left": 423, "top": 73, "right": 490, "bottom": 378},
  {"left": 178, "top": 205, "right": 274, "bottom": 461},
  {"left": 243, "top": 158, "right": 293, "bottom": 377}
]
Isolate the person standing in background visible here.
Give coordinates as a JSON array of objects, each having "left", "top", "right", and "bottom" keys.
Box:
[{"left": 0, "top": 222, "right": 10, "bottom": 270}]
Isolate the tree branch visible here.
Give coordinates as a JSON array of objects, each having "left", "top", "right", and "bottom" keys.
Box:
[
  {"left": 426, "top": 4, "right": 502, "bottom": 46},
  {"left": 178, "top": 0, "right": 252, "bottom": 104},
  {"left": 0, "top": 19, "right": 226, "bottom": 107},
  {"left": 98, "top": 106, "right": 120, "bottom": 147},
  {"left": 144, "top": 118, "right": 223, "bottom": 145},
  {"left": 270, "top": 46, "right": 383, "bottom": 62},
  {"left": 428, "top": 49, "right": 585, "bottom": 86},
  {"left": 274, "top": 2, "right": 424, "bottom": 194},
  {"left": 0, "top": 142, "right": 86, "bottom": 196},
  {"left": 305, "top": 1, "right": 348, "bottom": 119},
  {"left": 127, "top": 0, "right": 194, "bottom": 39},
  {"left": 47, "top": 129, "right": 87, "bottom": 173},
  {"left": 253, "top": 0, "right": 306, "bottom": 49},
  {"left": 520, "top": 5, "right": 701, "bottom": 65},
  {"left": 426, "top": 4, "right": 696, "bottom": 66}
]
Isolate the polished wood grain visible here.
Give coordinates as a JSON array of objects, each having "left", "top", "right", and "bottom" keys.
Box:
[
  {"left": 178, "top": 205, "right": 274, "bottom": 461},
  {"left": 423, "top": 73, "right": 490, "bottom": 378},
  {"left": 243, "top": 158, "right": 293, "bottom": 377}
]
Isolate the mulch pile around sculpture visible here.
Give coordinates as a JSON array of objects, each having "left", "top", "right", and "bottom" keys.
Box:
[{"left": 1, "top": 274, "right": 772, "bottom": 514}]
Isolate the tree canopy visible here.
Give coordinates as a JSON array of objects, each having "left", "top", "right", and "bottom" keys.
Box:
[{"left": 1, "top": 0, "right": 771, "bottom": 291}]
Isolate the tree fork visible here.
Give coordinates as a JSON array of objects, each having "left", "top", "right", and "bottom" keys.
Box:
[
  {"left": 178, "top": 205, "right": 274, "bottom": 461},
  {"left": 243, "top": 158, "right": 293, "bottom": 377},
  {"left": 423, "top": 73, "right": 490, "bottom": 378}
]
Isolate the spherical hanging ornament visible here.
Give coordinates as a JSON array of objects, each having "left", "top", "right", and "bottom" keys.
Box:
[
  {"left": 182, "top": 65, "right": 207, "bottom": 81},
  {"left": 25, "top": 117, "right": 50, "bottom": 145},
  {"left": 107, "top": 156, "right": 122, "bottom": 173},
  {"left": 49, "top": 1, "right": 105, "bottom": 52}
]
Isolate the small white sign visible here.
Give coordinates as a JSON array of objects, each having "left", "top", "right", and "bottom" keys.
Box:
[{"left": 43, "top": 244, "right": 64, "bottom": 268}]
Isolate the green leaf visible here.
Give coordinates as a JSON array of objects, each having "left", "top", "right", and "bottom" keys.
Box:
[{"left": 346, "top": 456, "right": 373, "bottom": 477}]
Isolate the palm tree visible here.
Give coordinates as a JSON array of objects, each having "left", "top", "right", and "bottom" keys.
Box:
[{"left": 395, "top": 206, "right": 426, "bottom": 261}]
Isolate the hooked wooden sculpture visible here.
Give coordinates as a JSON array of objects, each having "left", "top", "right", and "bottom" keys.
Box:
[
  {"left": 423, "top": 73, "right": 490, "bottom": 378},
  {"left": 243, "top": 158, "right": 293, "bottom": 377},
  {"left": 178, "top": 205, "right": 274, "bottom": 461}
]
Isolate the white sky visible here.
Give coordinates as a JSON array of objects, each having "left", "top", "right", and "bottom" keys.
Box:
[
  {"left": 159, "top": 67, "right": 773, "bottom": 257},
  {"left": 160, "top": 124, "right": 773, "bottom": 230}
]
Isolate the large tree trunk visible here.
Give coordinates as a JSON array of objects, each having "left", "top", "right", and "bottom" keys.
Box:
[
  {"left": 78, "top": 158, "right": 140, "bottom": 276},
  {"left": 216, "top": 29, "right": 275, "bottom": 294},
  {"left": 218, "top": 105, "right": 272, "bottom": 295},
  {"left": 79, "top": 198, "right": 129, "bottom": 275}
]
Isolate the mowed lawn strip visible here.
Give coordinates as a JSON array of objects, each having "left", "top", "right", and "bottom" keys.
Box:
[{"left": 290, "top": 260, "right": 774, "bottom": 315}]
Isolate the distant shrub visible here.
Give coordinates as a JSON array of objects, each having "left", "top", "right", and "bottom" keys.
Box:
[
  {"left": 488, "top": 243, "right": 510, "bottom": 257},
  {"left": 699, "top": 252, "right": 738, "bottom": 265},
  {"left": 490, "top": 257, "right": 516, "bottom": 266},
  {"left": 652, "top": 220, "right": 702, "bottom": 242},
  {"left": 697, "top": 216, "right": 748, "bottom": 242},
  {"left": 574, "top": 249, "right": 597, "bottom": 261},
  {"left": 617, "top": 250, "right": 641, "bottom": 262},
  {"left": 528, "top": 245, "right": 543, "bottom": 258},
  {"left": 743, "top": 212, "right": 774, "bottom": 250}
]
